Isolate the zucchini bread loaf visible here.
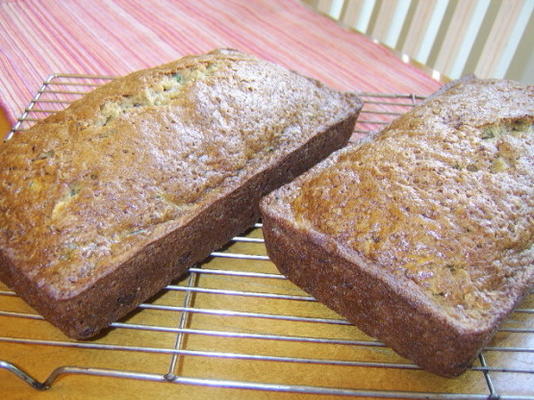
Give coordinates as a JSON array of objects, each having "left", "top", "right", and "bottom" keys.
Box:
[
  {"left": 0, "top": 49, "right": 362, "bottom": 339},
  {"left": 260, "top": 78, "right": 533, "bottom": 377}
]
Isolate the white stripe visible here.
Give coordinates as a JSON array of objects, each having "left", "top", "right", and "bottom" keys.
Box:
[
  {"left": 383, "top": 0, "right": 412, "bottom": 48},
  {"left": 355, "top": 0, "right": 377, "bottom": 33},
  {"left": 329, "top": 0, "right": 345, "bottom": 19},
  {"left": 449, "top": 0, "right": 490, "bottom": 78},
  {"left": 416, "top": 0, "right": 449, "bottom": 64},
  {"left": 493, "top": 0, "right": 534, "bottom": 78}
]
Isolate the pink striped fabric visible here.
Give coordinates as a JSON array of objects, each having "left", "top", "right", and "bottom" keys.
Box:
[{"left": 0, "top": 0, "right": 440, "bottom": 125}]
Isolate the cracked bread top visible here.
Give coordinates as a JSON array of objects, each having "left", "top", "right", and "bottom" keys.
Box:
[
  {"left": 284, "top": 79, "right": 533, "bottom": 329},
  {"left": 0, "top": 49, "right": 361, "bottom": 298}
]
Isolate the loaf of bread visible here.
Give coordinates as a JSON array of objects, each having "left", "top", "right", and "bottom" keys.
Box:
[
  {"left": 260, "top": 78, "right": 533, "bottom": 377},
  {"left": 0, "top": 49, "right": 362, "bottom": 339}
]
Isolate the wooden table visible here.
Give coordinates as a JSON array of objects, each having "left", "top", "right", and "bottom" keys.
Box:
[
  {"left": 2, "top": 226, "right": 532, "bottom": 399},
  {"left": 0, "top": 109, "right": 10, "bottom": 139}
]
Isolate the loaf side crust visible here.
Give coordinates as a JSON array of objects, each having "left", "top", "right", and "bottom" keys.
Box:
[
  {"left": 261, "top": 204, "right": 498, "bottom": 376},
  {"left": 0, "top": 49, "right": 362, "bottom": 338},
  {"left": 260, "top": 78, "right": 533, "bottom": 376}
]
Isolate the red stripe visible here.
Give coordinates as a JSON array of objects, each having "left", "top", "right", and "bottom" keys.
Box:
[
  {"left": 0, "top": 0, "right": 440, "bottom": 124},
  {"left": 31, "top": 1, "right": 109, "bottom": 74}
]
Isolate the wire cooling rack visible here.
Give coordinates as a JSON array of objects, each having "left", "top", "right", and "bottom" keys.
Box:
[{"left": 1, "top": 74, "right": 533, "bottom": 399}]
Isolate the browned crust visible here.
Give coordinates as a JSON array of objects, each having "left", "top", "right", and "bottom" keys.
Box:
[
  {"left": 259, "top": 78, "right": 533, "bottom": 377},
  {"left": 260, "top": 200, "right": 505, "bottom": 377},
  {"left": 1, "top": 112, "right": 359, "bottom": 339}
]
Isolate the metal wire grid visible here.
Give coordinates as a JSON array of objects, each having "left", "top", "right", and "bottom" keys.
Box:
[{"left": 0, "top": 74, "right": 532, "bottom": 399}]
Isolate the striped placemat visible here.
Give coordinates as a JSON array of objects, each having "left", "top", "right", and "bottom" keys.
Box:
[{"left": 0, "top": 0, "right": 440, "bottom": 126}]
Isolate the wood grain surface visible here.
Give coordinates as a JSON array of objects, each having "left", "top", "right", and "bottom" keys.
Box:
[{"left": 1, "top": 227, "right": 532, "bottom": 399}]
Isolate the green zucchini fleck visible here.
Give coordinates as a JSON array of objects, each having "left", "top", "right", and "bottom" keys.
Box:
[
  {"left": 69, "top": 183, "right": 82, "bottom": 197},
  {"left": 446, "top": 264, "right": 456, "bottom": 273},
  {"left": 466, "top": 164, "right": 479, "bottom": 172},
  {"left": 480, "top": 128, "right": 495, "bottom": 140},
  {"left": 129, "top": 228, "right": 148, "bottom": 236},
  {"left": 34, "top": 150, "right": 55, "bottom": 161}
]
